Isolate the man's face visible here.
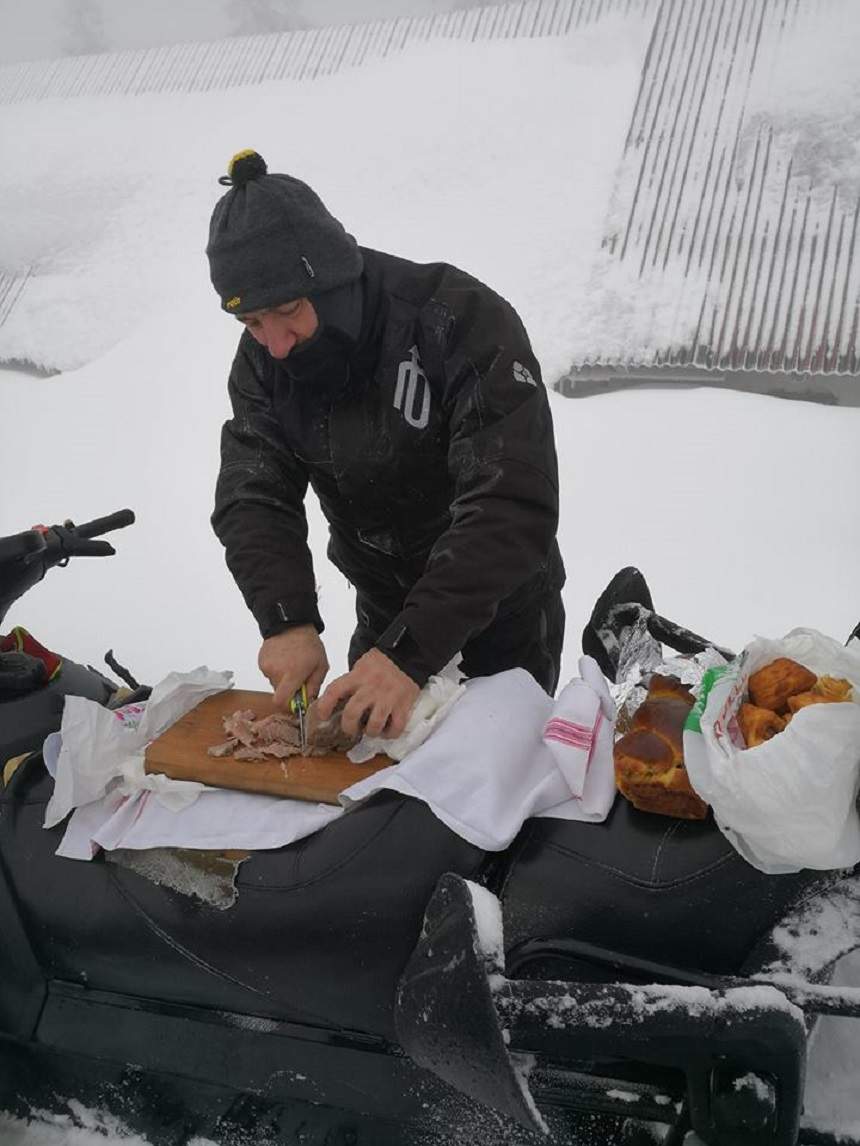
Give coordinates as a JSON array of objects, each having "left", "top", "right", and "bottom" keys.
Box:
[{"left": 237, "top": 298, "right": 319, "bottom": 359}]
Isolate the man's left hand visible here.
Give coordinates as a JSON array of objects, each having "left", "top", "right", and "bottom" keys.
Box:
[{"left": 317, "top": 648, "right": 420, "bottom": 740}]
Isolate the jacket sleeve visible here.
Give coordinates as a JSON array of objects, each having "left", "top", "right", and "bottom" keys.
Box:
[
  {"left": 211, "top": 337, "right": 324, "bottom": 639},
  {"left": 376, "top": 294, "right": 559, "bottom": 685}
]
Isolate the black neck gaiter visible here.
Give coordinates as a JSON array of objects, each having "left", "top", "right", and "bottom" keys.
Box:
[{"left": 282, "top": 279, "right": 364, "bottom": 394}]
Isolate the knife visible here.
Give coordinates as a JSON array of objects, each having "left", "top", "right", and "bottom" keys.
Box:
[{"left": 290, "top": 683, "right": 309, "bottom": 755}]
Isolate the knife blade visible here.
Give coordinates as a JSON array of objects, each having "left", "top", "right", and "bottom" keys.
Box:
[{"left": 291, "top": 683, "right": 309, "bottom": 755}]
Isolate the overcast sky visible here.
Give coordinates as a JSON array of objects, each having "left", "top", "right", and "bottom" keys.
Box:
[{"left": 0, "top": 0, "right": 502, "bottom": 66}]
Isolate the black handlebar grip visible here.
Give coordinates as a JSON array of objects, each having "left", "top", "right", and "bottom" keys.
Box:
[{"left": 75, "top": 509, "right": 136, "bottom": 540}]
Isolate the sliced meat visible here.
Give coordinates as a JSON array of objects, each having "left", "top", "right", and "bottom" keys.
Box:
[
  {"left": 306, "top": 700, "right": 358, "bottom": 752},
  {"left": 251, "top": 712, "right": 302, "bottom": 748},
  {"left": 260, "top": 741, "right": 302, "bottom": 759},
  {"left": 207, "top": 739, "right": 240, "bottom": 758},
  {"left": 233, "top": 746, "right": 269, "bottom": 762},
  {"left": 211, "top": 702, "right": 355, "bottom": 760},
  {"left": 231, "top": 741, "right": 300, "bottom": 761},
  {"left": 222, "top": 709, "right": 260, "bottom": 747}
]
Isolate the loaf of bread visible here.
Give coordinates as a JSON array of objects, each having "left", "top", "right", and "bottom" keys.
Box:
[{"left": 613, "top": 674, "right": 708, "bottom": 820}]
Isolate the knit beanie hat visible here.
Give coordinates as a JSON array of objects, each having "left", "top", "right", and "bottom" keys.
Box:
[{"left": 207, "top": 150, "right": 364, "bottom": 315}]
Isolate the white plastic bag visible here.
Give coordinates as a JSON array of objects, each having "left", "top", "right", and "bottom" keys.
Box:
[
  {"left": 44, "top": 667, "right": 233, "bottom": 829},
  {"left": 683, "top": 629, "right": 860, "bottom": 873}
]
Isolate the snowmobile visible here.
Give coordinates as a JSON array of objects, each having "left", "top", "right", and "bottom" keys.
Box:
[{"left": 1, "top": 512, "right": 859, "bottom": 1146}]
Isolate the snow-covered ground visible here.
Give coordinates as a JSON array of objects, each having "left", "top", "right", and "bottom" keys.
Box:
[
  {"left": 1, "top": 8, "right": 859, "bottom": 1144},
  {"left": 0, "top": 1105, "right": 208, "bottom": 1146}
]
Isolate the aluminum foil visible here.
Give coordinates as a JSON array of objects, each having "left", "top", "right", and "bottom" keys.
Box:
[{"left": 610, "top": 638, "right": 730, "bottom": 734}]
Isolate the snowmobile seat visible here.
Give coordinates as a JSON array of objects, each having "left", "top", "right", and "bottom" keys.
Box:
[
  {"left": 2, "top": 751, "right": 859, "bottom": 1146},
  {"left": 0, "top": 756, "right": 486, "bottom": 1041},
  {"left": 0, "top": 748, "right": 833, "bottom": 1050},
  {"left": 498, "top": 796, "right": 834, "bottom": 984}
]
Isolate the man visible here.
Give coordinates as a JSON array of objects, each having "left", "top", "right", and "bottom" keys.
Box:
[{"left": 207, "top": 150, "right": 565, "bottom": 741}]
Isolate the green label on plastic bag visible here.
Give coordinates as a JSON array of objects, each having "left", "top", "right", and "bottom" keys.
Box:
[{"left": 685, "top": 665, "right": 731, "bottom": 735}]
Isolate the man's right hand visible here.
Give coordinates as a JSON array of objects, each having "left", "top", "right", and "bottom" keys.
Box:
[{"left": 258, "top": 625, "right": 329, "bottom": 711}]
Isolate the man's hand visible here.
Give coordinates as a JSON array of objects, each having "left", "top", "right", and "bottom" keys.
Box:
[
  {"left": 317, "top": 648, "right": 420, "bottom": 740},
  {"left": 259, "top": 625, "right": 329, "bottom": 711}
]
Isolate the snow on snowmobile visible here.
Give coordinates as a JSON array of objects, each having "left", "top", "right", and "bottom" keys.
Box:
[{"left": 1, "top": 512, "right": 859, "bottom": 1146}]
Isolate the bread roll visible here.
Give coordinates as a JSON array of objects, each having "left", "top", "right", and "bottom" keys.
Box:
[
  {"left": 748, "top": 658, "right": 816, "bottom": 714},
  {"left": 811, "top": 675, "right": 853, "bottom": 703},
  {"left": 614, "top": 674, "right": 708, "bottom": 820},
  {"left": 787, "top": 683, "right": 853, "bottom": 713},
  {"left": 738, "top": 702, "right": 785, "bottom": 748}
]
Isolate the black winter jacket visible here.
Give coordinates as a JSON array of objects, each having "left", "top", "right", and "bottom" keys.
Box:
[{"left": 212, "top": 248, "right": 564, "bottom": 686}]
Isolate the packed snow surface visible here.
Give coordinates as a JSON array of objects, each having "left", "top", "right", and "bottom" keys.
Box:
[
  {"left": 3, "top": 375, "right": 857, "bottom": 696},
  {"left": 1, "top": 5, "right": 859, "bottom": 1145},
  {"left": 467, "top": 879, "right": 505, "bottom": 968},
  {"left": 0, "top": 19, "right": 647, "bottom": 379},
  {"left": 0, "top": 1103, "right": 215, "bottom": 1144}
]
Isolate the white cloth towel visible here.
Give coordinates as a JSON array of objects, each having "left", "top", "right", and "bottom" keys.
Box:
[
  {"left": 50, "top": 782, "right": 342, "bottom": 861},
  {"left": 348, "top": 656, "right": 466, "bottom": 762},
  {"left": 343, "top": 661, "right": 617, "bottom": 849},
  {"left": 45, "top": 659, "right": 617, "bottom": 858},
  {"left": 543, "top": 655, "right": 615, "bottom": 798}
]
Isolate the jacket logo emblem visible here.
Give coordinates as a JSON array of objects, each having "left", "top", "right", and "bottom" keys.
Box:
[
  {"left": 394, "top": 345, "right": 431, "bottom": 429},
  {"left": 513, "top": 360, "right": 536, "bottom": 387}
]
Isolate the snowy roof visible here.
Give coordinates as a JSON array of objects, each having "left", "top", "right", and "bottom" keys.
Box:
[
  {"left": 582, "top": 0, "right": 860, "bottom": 377},
  {"left": 0, "top": 0, "right": 652, "bottom": 102},
  {"left": 0, "top": 0, "right": 857, "bottom": 383}
]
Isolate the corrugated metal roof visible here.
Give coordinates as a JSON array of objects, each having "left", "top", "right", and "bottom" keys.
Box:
[
  {"left": 594, "top": 0, "right": 860, "bottom": 375},
  {"left": 0, "top": 0, "right": 652, "bottom": 104},
  {"left": 0, "top": 273, "right": 28, "bottom": 328}
]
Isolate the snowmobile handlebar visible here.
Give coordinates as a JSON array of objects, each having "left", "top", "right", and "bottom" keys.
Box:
[
  {"left": 0, "top": 509, "right": 135, "bottom": 628},
  {"left": 71, "top": 508, "right": 136, "bottom": 542}
]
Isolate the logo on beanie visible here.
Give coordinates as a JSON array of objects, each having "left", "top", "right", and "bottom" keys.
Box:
[{"left": 226, "top": 296, "right": 242, "bottom": 310}]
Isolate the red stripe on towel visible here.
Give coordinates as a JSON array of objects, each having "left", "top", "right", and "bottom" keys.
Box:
[{"left": 544, "top": 712, "right": 604, "bottom": 768}]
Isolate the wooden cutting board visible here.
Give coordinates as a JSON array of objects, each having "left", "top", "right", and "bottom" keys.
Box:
[{"left": 144, "top": 689, "right": 391, "bottom": 805}]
